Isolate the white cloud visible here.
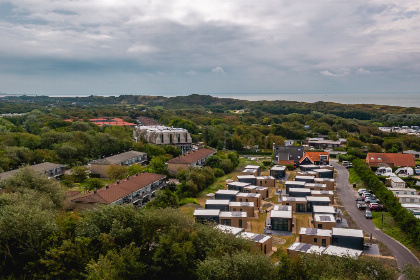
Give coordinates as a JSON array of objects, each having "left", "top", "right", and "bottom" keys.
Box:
[
  {"left": 320, "top": 70, "right": 350, "bottom": 77},
  {"left": 211, "top": 66, "right": 225, "bottom": 74},
  {"left": 357, "top": 68, "right": 371, "bottom": 75}
]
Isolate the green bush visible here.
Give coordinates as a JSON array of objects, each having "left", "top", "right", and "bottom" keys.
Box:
[{"left": 179, "top": 198, "right": 199, "bottom": 205}]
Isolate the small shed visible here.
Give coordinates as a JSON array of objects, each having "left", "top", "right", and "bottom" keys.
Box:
[
  {"left": 205, "top": 199, "right": 230, "bottom": 211},
  {"left": 227, "top": 181, "right": 251, "bottom": 192},
  {"left": 281, "top": 196, "right": 307, "bottom": 212},
  {"left": 314, "top": 178, "right": 335, "bottom": 190},
  {"left": 229, "top": 201, "right": 255, "bottom": 217},
  {"left": 193, "top": 209, "right": 220, "bottom": 224},
  {"left": 332, "top": 228, "right": 364, "bottom": 250},
  {"left": 299, "top": 227, "right": 332, "bottom": 247},
  {"left": 313, "top": 214, "right": 336, "bottom": 230},
  {"left": 219, "top": 211, "right": 247, "bottom": 228},
  {"left": 270, "top": 205, "right": 293, "bottom": 231},
  {"left": 236, "top": 193, "right": 261, "bottom": 207},
  {"left": 288, "top": 188, "right": 311, "bottom": 198},
  {"left": 237, "top": 175, "right": 257, "bottom": 185},
  {"left": 270, "top": 165, "right": 286, "bottom": 179},
  {"left": 256, "top": 176, "right": 276, "bottom": 188},
  {"left": 215, "top": 190, "right": 240, "bottom": 201},
  {"left": 243, "top": 185, "right": 269, "bottom": 199}
]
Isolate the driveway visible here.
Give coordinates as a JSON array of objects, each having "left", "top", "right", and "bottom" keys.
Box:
[{"left": 332, "top": 161, "right": 419, "bottom": 270}]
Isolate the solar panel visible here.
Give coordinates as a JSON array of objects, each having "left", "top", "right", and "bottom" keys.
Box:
[
  {"left": 300, "top": 243, "right": 312, "bottom": 252},
  {"left": 320, "top": 215, "right": 331, "bottom": 221},
  {"left": 306, "top": 228, "right": 318, "bottom": 235},
  {"left": 276, "top": 206, "right": 289, "bottom": 211},
  {"left": 254, "top": 234, "right": 266, "bottom": 242},
  {"left": 231, "top": 212, "right": 242, "bottom": 217}
]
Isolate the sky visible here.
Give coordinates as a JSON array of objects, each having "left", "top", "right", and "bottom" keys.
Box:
[{"left": 0, "top": 0, "right": 420, "bottom": 96}]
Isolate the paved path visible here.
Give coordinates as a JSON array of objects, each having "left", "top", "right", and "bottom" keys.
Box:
[{"left": 332, "top": 161, "right": 420, "bottom": 270}]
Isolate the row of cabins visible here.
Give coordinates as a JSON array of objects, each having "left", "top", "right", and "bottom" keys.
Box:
[
  {"left": 236, "top": 175, "right": 276, "bottom": 188},
  {"left": 387, "top": 187, "right": 420, "bottom": 217}
]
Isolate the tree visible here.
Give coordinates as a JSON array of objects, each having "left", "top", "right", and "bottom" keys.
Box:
[
  {"left": 85, "top": 178, "right": 105, "bottom": 192},
  {"left": 71, "top": 166, "right": 89, "bottom": 183},
  {"left": 220, "top": 159, "right": 234, "bottom": 174},
  {"left": 147, "top": 155, "right": 169, "bottom": 175},
  {"left": 205, "top": 155, "right": 222, "bottom": 169},
  {"left": 105, "top": 164, "right": 128, "bottom": 180},
  {"left": 147, "top": 188, "right": 179, "bottom": 208}
]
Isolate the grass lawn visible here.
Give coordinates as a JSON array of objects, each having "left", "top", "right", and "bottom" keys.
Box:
[
  {"left": 372, "top": 211, "right": 420, "bottom": 260},
  {"left": 348, "top": 168, "right": 366, "bottom": 189},
  {"left": 68, "top": 178, "right": 116, "bottom": 192}
]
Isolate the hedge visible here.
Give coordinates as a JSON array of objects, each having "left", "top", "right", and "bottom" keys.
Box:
[{"left": 352, "top": 159, "right": 420, "bottom": 248}]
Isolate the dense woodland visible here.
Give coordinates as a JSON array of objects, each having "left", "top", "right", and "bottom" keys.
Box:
[{"left": 1, "top": 94, "right": 420, "bottom": 279}]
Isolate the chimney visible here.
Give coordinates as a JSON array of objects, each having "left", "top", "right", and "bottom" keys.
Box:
[
  {"left": 106, "top": 185, "right": 109, "bottom": 189},
  {"left": 117, "top": 180, "right": 120, "bottom": 184}
]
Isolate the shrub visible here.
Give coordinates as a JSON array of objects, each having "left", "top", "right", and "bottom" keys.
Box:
[{"left": 179, "top": 198, "right": 199, "bottom": 205}]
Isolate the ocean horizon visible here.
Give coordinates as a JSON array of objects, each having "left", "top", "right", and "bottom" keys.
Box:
[{"left": 3, "top": 92, "right": 419, "bottom": 108}]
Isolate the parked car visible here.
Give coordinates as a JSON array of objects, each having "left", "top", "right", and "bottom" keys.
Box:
[
  {"left": 365, "top": 210, "right": 373, "bottom": 219},
  {"left": 365, "top": 197, "right": 380, "bottom": 204},
  {"left": 358, "top": 189, "right": 367, "bottom": 196},
  {"left": 356, "top": 198, "right": 367, "bottom": 209},
  {"left": 369, "top": 203, "right": 385, "bottom": 211}
]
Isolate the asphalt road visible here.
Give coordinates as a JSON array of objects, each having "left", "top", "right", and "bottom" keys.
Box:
[{"left": 332, "top": 161, "right": 420, "bottom": 270}]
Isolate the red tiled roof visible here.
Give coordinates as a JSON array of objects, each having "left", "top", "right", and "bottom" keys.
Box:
[
  {"left": 167, "top": 149, "right": 216, "bottom": 164},
  {"left": 300, "top": 152, "right": 329, "bottom": 163},
  {"left": 366, "top": 153, "right": 415, "bottom": 167},
  {"left": 277, "top": 160, "right": 295, "bottom": 165},
  {"left": 71, "top": 172, "right": 166, "bottom": 204}
]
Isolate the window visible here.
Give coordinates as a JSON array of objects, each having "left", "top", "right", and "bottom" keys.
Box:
[
  {"left": 178, "top": 134, "right": 180, "bottom": 142},
  {"left": 240, "top": 208, "right": 242, "bottom": 211},
  {"left": 286, "top": 203, "right": 289, "bottom": 205},
  {"left": 272, "top": 218, "right": 289, "bottom": 231},
  {"left": 233, "top": 208, "right": 237, "bottom": 211},
  {"left": 314, "top": 238, "right": 317, "bottom": 243},
  {"left": 322, "top": 239, "right": 326, "bottom": 247},
  {"left": 220, "top": 219, "right": 231, "bottom": 226},
  {"left": 317, "top": 224, "right": 323, "bottom": 229},
  {"left": 239, "top": 219, "right": 243, "bottom": 228}
]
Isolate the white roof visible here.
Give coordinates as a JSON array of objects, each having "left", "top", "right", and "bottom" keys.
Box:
[
  {"left": 216, "top": 225, "right": 244, "bottom": 235},
  {"left": 215, "top": 190, "right": 240, "bottom": 195},
  {"left": 396, "top": 195, "right": 420, "bottom": 198},
  {"left": 323, "top": 245, "right": 362, "bottom": 258},
  {"left": 288, "top": 242, "right": 325, "bottom": 254},
  {"left": 219, "top": 211, "right": 247, "bottom": 218},
  {"left": 193, "top": 209, "right": 220, "bottom": 216},
  {"left": 271, "top": 165, "right": 286, "bottom": 171},
  {"left": 313, "top": 205, "right": 336, "bottom": 214},
  {"left": 304, "top": 183, "right": 327, "bottom": 188},
  {"left": 311, "top": 190, "right": 334, "bottom": 195},
  {"left": 295, "top": 175, "right": 316, "bottom": 180},
  {"left": 205, "top": 199, "right": 230, "bottom": 205},
  {"left": 314, "top": 178, "right": 335, "bottom": 182},
  {"left": 299, "top": 227, "right": 332, "bottom": 237},
  {"left": 306, "top": 196, "right": 331, "bottom": 202},
  {"left": 244, "top": 165, "right": 260, "bottom": 169},
  {"left": 236, "top": 192, "right": 261, "bottom": 198},
  {"left": 240, "top": 232, "right": 272, "bottom": 243},
  {"left": 300, "top": 164, "right": 319, "bottom": 168},
  {"left": 289, "top": 188, "right": 311, "bottom": 193},
  {"left": 401, "top": 203, "right": 420, "bottom": 209},
  {"left": 313, "top": 214, "right": 336, "bottom": 223},
  {"left": 229, "top": 201, "right": 255, "bottom": 207},
  {"left": 256, "top": 176, "right": 275, "bottom": 180},
  {"left": 237, "top": 175, "right": 256, "bottom": 179},
  {"left": 271, "top": 205, "right": 293, "bottom": 218},
  {"left": 274, "top": 205, "right": 293, "bottom": 211},
  {"left": 315, "top": 169, "right": 332, "bottom": 172},
  {"left": 282, "top": 196, "right": 307, "bottom": 202},
  {"left": 244, "top": 185, "right": 268, "bottom": 191},
  {"left": 227, "top": 181, "right": 251, "bottom": 187},
  {"left": 285, "top": 181, "right": 306, "bottom": 186},
  {"left": 332, "top": 228, "right": 363, "bottom": 238},
  {"left": 389, "top": 176, "right": 405, "bottom": 183},
  {"left": 388, "top": 187, "right": 416, "bottom": 192}
]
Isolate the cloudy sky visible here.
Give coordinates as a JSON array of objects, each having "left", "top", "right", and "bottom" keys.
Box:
[{"left": 0, "top": 0, "right": 419, "bottom": 96}]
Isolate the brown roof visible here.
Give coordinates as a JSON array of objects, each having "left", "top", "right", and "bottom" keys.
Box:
[
  {"left": 366, "top": 153, "right": 415, "bottom": 167},
  {"left": 300, "top": 152, "right": 329, "bottom": 163},
  {"left": 167, "top": 149, "right": 216, "bottom": 164},
  {"left": 277, "top": 160, "right": 295, "bottom": 165},
  {"left": 71, "top": 172, "right": 166, "bottom": 204}
]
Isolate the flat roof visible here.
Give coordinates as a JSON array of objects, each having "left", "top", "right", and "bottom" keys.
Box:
[
  {"left": 304, "top": 183, "right": 327, "bottom": 188},
  {"left": 256, "top": 176, "right": 275, "bottom": 180},
  {"left": 193, "top": 209, "right": 220, "bottom": 216},
  {"left": 401, "top": 203, "right": 420, "bottom": 209},
  {"left": 314, "top": 178, "right": 335, "bottom": 182},
  {"left": 306, "top": 196, "right": 331, "bottom": 202},
  {"left": 313, "top": 205, "right": 336, "bottom": 214},
  {"left": 240, "top": 232, "right": 272, "bottom": 244},
  {"left": 285, "top": 181, "right": 306, "bottom": 186},
  {"left": 299, "top": 164, "right": 319, "bottom": 168},
  {"left": 243, "top": 169, "right": 258, "bottom": 173},
  {"left": 244, "top": 165, "right": 261, "bottom": 169},
  {"left": 299, "top": 227, "right": 332, "bottom": 237},
  {"left": 236, "top": 193, "right": 261, "bottom": 198},
  {"left": 271, "top": 165, "right": 286, "bottom": 171},
  {"left": 219, "top": 211, "right": 247, "bottom": 218},
  {"left": 273, "top": 205, "right": 293, "bottom": 211},
  {"left": 396, "top": 195, "right": 420, "bottom": 198},
  {"left": 311, "top": 190, "right": 334, "bottom": 195},
  {"left": 271, "top": 210, "right": 293, "bottom": 219},
  {"left": 388, "top": 187, "right": 416, "bottom": 192},
  {"left": 229, "top": 201, "right": 255, "bottom": 207},
  {"left": 205, "top": 199, "right": 230, "bottom": 205},
  {"left": 227, "top": 182, "right": 251, "bottom": 187},
  {"left": 295, "top": 175, "right": 316, "bottom": 179},
  {"left": 237, "top": 175, "right": 256, "bottom": 179},
  {"left": 215, "top": 225, "right": 244, "bottom": 235},
  {"left": 215, "top": 190, "right": 240, "bottom": 195},
  {"left": 282, "top": 196, "right": 307, "bottom": 202},
  {"left": 315, "top": 169, "right": 333, "bottom": 172},
  {"left": 314, "top": 214, "right": 336, "bottom": 223},
  {"left": 332, "top": 228, "right": 363, "bottom": 238},
  {"left": 289, "top": 188, "right": 311, "bottom": 193},
  {"left": 288, "top": 242, "right": 325, "bottom": 254},
  {"left": 244, "top": 185, "right": 268, "bottom": 191},
  {"left": 323, "top": 245, "right": 362, "bottom": 258}
]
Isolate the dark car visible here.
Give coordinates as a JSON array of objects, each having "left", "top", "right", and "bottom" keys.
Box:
[
  {"left": 365, "top": 210, "right": 373, "bottom": 219},
  {"left": 369, "top": 203, "right": 385, "bottom": 211}
]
